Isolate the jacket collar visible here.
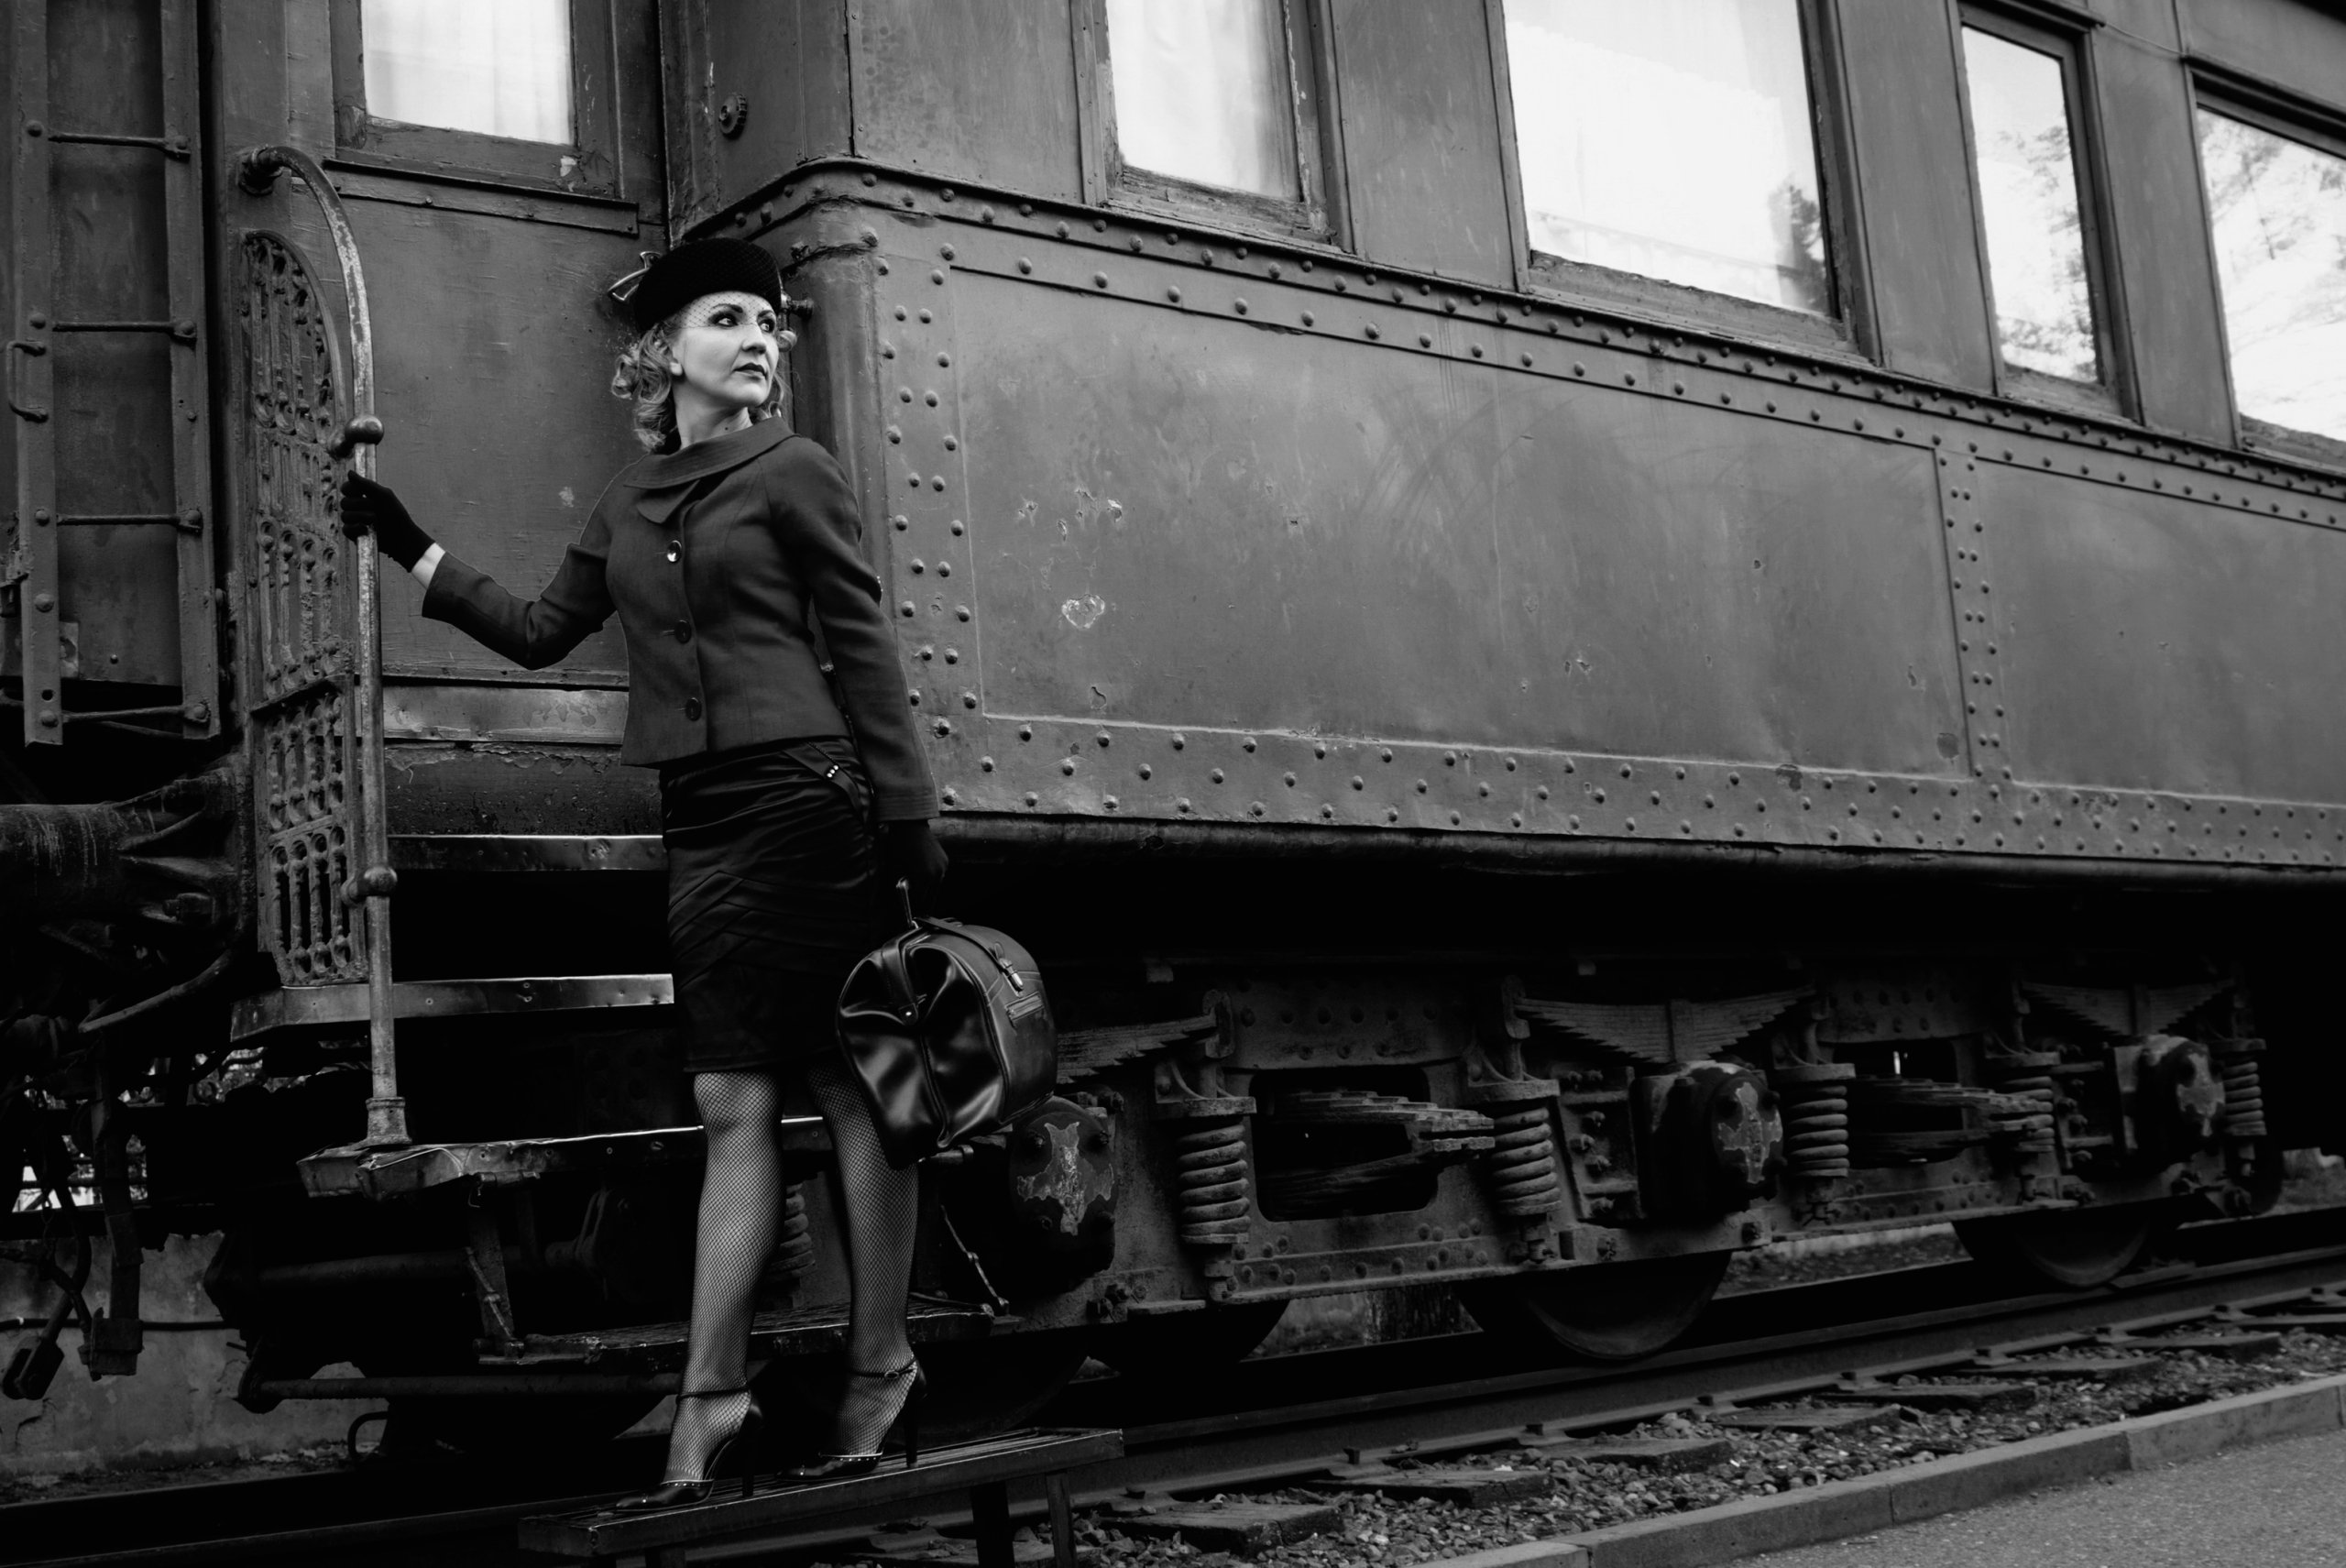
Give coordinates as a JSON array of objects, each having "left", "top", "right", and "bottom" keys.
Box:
[{"left": 621, "top": 420, "right": 795, "bottom": 523}]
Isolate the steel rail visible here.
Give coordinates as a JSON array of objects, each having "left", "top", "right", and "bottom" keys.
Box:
[
  {"left": 232, "top": 145, "right": 406, "bottom": 1149},
  {"left": 14, "top": 1220, "right": 2346, "bottom": 1568}
]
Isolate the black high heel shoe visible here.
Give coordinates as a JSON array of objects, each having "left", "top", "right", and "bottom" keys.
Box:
[
  {"left": 784, "top": 1357, "right": 926, "bottom": 1481},
  {"left": 614, "top": 1387, "right": 765, "bottom": 1511}
]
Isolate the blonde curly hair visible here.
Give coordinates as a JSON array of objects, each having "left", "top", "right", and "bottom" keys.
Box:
[{"left": 609, "top": 304, "right": 793, "bottom": 453}]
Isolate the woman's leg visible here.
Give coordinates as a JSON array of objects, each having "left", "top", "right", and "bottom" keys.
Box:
[
  {"left": 804, "top": 1053, "right": 920, "bottom": 1452},
  {"left": 663, "top": 1068, "right": 785, "bottom": 1481}
]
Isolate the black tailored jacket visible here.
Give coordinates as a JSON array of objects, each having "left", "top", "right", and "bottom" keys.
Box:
[{"left": 421, "top": 420, "right": 938, "bottom": 821}]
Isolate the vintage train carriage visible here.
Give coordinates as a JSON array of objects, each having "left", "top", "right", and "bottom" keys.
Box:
[{"left": 5, "top": 0, "right": 2346, "bottom": 1436}]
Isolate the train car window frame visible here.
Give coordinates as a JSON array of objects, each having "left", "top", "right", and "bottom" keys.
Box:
[
  {"left": 327, "top": 0, "right": 622, "bottom": 197},
  {"left": 1949, "top": 3, "right": 2129, "bottom": 421},
  {"left": 1074, "top": 0, "right": 1343, "bottom": 246},
  {"left": 2187, "top": 69, "right": 2346, "bottom": 472},
  {"left": 1485, "top": 0, "right": 1869, "bottom": 360}
]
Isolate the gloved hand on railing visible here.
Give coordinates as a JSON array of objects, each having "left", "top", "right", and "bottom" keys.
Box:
[
  {"left": 881, "top": 820, "right": 950, "bottom": 904},
  {"left": 338, "top": 473, "right": 434, "bottom": 571}
]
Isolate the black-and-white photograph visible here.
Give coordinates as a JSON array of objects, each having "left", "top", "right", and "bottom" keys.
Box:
[{"left": 5, "top": 3, "right": 2346, "bottom": 1565}]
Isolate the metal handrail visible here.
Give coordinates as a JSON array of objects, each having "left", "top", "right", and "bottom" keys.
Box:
[{"left": 234, "top": 145, "right": 406, "bottom": 1149}]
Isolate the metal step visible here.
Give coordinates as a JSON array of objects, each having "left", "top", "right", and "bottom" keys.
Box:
[{"left": 488, "top": 1298, "right": 999, "bottom": 1369}]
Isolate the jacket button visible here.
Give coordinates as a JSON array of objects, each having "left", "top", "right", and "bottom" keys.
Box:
[
  {"left": 666, "top": 540, "right": 682, "bottom": 563},
  {"left": 674, "top": 620, "right": 693, "bottom": 643},
  {"left": 684, "top": 696, "right": 703, "bottom": 720}
]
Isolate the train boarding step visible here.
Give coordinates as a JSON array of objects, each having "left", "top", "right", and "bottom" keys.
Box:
[
  {"left": 482, "top": 1298, "right": 999, "bottom": 1369},
  {"left": 518, "top": 1426, "right": 1122, "bottom": 1568}
]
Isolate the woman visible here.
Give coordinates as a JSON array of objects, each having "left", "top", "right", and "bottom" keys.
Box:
[{"left": 340, "top": 238, "right": 943, "bottom": 1502}]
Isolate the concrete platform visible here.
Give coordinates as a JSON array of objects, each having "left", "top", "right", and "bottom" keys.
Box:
[{"left": 1741, "top": 1425, "right": 2346, "bottom": 1567}]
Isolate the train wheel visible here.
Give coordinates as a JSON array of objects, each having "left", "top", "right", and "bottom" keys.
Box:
[
  {"left": 1088, "top": 1300, "right": 1289, "bottom": 1377},
  {"left": 769, "top": 1328, "right": 1092, "bottom": 1451},
  {"left": 1457, "top": 1253, "right": 1730, "bottom": 1362},
  {"left": 1954, "top": 1202, "right": 2173, "bottom": 1288}
]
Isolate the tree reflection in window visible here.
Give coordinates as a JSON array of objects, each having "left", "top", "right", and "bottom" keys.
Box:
[
  {"left": 1961, "top": 28, "right": 2098, "bottom": 383},
  {"left": 1503, "top": 0, "right": 1832, "bottom": 315},
  {"left": 2197, "top": 110, "right": 2346, "bottom": 444}
]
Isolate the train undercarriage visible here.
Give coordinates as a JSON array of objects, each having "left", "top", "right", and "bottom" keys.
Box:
[{"left": 5, "top": 785, "right": 2327, "bottom": 1449}]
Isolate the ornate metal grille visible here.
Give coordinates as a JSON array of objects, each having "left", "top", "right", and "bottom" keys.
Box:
[{"left": 240, "top": 232, "right": 366, "bottom": 984}]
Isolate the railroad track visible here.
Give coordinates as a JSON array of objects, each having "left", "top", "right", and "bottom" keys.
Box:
[{"left": 15, "top": 1208, "right": 2346, "bottom": 1568}]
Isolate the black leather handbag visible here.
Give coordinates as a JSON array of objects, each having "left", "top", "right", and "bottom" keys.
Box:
[{"left": 836, "top": 891, "right": 1057, "bottom": 1168}]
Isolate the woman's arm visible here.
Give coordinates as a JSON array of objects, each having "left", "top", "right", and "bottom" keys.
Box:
[{"left": 342, "top": 474, "right": 613, "bottom": 670}]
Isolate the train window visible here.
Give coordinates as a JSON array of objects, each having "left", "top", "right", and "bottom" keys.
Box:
[
  {"left": 330, "top": 0, "right": 620, "bottom": 194},
  {"left": 1086, "top": 0, "right": 1332, "bottom": 236},
  {"left": 358, "top": 0, "right": 573, "bottom": 145},
  {"left": 1957, "top": 24, "right": 2101, "bottom": 388},
  {"left": 1499, "top": 0, "right": 1834, "bottom": 317},
  {"left": 2195, "top": 107, "right": 2346, "bottom": 447}
]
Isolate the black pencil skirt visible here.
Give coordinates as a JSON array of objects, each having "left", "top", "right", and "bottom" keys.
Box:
[{"left": 659, "top": 737, "right": 887, "bottom": 1075}]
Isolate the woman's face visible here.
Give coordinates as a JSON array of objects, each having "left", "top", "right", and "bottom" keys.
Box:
[{"left": 667, "top": 290, "right": 787, "bottom": 413}]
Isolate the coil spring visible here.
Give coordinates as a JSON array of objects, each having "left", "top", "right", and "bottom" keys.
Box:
[
  {"left": 1988, "top": 1053, "right": 2059, "bottom": 1154},
  {"left": 2220, "top": 1051, "right": 2268, "bottom": 1139},
  {"left": 1483, "top": 1103, "right": 1562, "bottom": 1219},
  {"left": 1778, "top": 1067, "right": 1852, "bottom": 1179},
  {"left": 1173, "top": 1114, "right": 1251, "bottom": 1245},
  {"left": 765, "top": 1181, "right": 816, "bottom": 1286}
]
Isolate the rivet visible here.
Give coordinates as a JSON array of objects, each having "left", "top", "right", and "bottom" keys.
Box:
[
  {"left": 1093, "top": 272, "right": 1109, "bottom": 289},
  {"left": 1018, "top": 258, "right": 1033, "bottom": 274},
  {"left": 1211, "top": 768, "right": 1225, "bottom": 784},
  {"left": 1301, "top": 311, "right": 1316, "bottom": 326},
  {"left": 1168, "top": 285, "right": 1182, "bottom": 302}
]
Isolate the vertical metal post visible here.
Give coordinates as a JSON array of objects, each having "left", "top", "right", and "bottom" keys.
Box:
[
  {"left": 237, "top": 145, "right": 404, "bottom": 1148},
  {"left": 971, "top": 1481, "right": 1014, "bottom": 1568},
  {"left": 10, "top": 4, "right": 61, "bottom": 745},
  {"left": 158, "top": 0, "right": 218, "bottom": 739}
]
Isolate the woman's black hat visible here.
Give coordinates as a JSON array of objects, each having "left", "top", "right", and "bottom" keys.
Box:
[{"left": 627, "top": 238, "right": 783, "bottom": 332}]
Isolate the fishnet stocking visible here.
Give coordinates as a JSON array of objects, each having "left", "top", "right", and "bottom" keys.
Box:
[
  {"left": 806, "top": 1053, "right": 920, "bottom": 1454},
  {"left": 664, "top": 1058, "right": 920, "bottom": 1476},
  {"left": 663, "top": 1069, "right": 783, "bottom": 1482}
]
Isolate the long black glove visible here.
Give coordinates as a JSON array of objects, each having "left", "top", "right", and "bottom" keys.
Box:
[
  {"left": 880, "top": 819, "right": 949, "bottom": 905},
  {"left": 338, "top": 473, "right": 434, "bottom": 571}
]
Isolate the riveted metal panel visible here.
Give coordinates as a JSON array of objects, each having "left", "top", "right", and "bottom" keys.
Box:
[
  {"left": 2092, "top": 29, "right": 2233, "bottom": 444},
  {"left": 850, "top": 0, "right": 1084, "bottom": 203},
  {"left": 1330, "top": 0, "right": 1514, "bottom": 287},
  {"left": 808, "top": 186, "right": 2346, "bottom": 872},
  {"left": 1987, "top": 460, "right": 2346, "bottom": 805},
  {"left": 2180, "top": 0, "right": 2346, "bottom": 109},
  {"left": 1835, "top": 0, "right": 1997, "bottom": 390},
  {"left": 871, "top": 220, "right": 1990, "bottom": 857}
]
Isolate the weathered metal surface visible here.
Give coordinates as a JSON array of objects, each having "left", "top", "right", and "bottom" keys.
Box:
[
  {"left": 1985, "top": 462, "right": 2346, "bottom": 805},
  {"left": 230, "top": 972, "right": 674, "bottom": 1044},
  {"left": 660, "top": 0, "right": 850, "bottom": 235},
  {"left": 1330, "top": 0, "right": 1513, "bottom": 286},
  {"left": 1833, "top": 1, "right": 1998, "bottom": 389},
  {"left": 2090, "top": 27, "right": 2233, "bottom": 444},
  {"left": 852, "top": 0, "right": 1084, "bottom": 203},
  {"left": 293, "top": 1119, "right": 728, "bottom": 1198},
  {"left": 2179, "top": 0, "right": 2346, "bottom": 109},
  {"left": 6, "top": 0, "right": 219, "bottom": 736},
  {"left": 382, "top": 742, "right": 659, "bottom": 836},
  {"left": 388, "top": 832, "right": 663, "bottom": 873},
  {"left": 384, "top": 682, "right": 626, "bottom": 745},
  {"left": 350, "top": 200, "right": 648, "bottom": 684}
]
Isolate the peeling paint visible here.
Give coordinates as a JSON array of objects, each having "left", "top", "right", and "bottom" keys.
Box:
[{"left": 1061, "top": 595, "right": 1107, "bottom": 630}]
